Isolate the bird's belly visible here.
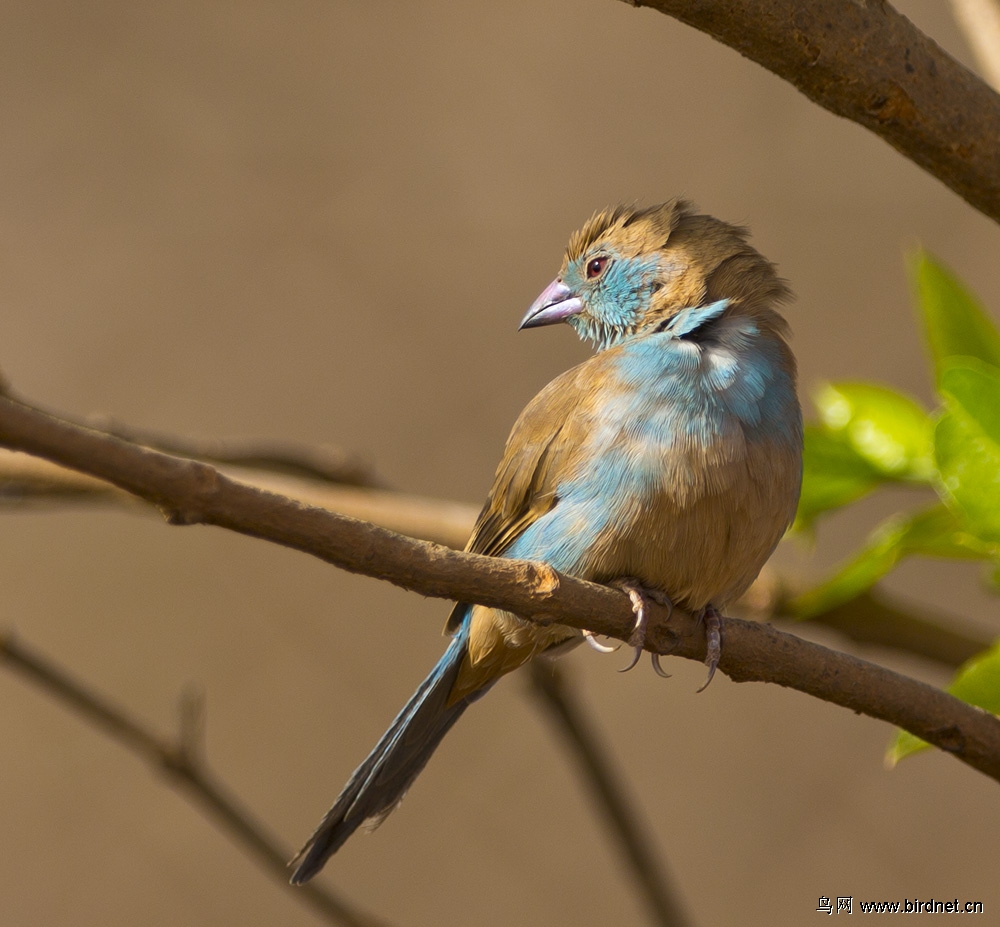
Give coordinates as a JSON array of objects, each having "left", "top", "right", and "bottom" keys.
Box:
[{"left": 572, "top": 432, "right": 799, "bottom": 610}]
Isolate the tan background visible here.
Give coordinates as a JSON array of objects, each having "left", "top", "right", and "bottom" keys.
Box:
[{"left": 2, "top": 2, "right": 999, "bottom": 925}]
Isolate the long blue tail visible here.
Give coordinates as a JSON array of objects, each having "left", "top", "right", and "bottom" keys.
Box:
[{"left": 290, "top": 618, "right": 486, "bottom": 883}]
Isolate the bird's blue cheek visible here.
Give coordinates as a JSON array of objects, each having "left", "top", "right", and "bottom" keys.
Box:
[
  {"left": 584, "top": 256, "right": 664, "bottom": 327},
  {"left": 606, "top": 256, "right": 663, "bottom": 311}
]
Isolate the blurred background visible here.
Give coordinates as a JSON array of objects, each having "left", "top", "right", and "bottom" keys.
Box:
[{"left": 1, "top": 1, "right": 999, "bottom": 924}]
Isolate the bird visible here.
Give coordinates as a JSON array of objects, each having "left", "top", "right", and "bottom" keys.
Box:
[{"left": 290, "top": 200, "right": 803, "bottom": 883}]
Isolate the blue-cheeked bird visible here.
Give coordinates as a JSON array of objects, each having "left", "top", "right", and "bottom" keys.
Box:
[{"left": 290, "top": 200, "right": 802, "bottom": 883}]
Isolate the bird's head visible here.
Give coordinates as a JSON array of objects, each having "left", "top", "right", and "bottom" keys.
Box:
[{"left": 520, "top": 200, "right": 790, "bottom": 351}]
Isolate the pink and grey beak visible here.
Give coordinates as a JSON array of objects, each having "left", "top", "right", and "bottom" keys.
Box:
[{"left": 519, "top": 279, "right": 584, "bottom": 330}]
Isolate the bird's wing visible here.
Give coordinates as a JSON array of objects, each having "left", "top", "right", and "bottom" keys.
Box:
[{"left": 444, "top": 359, "right": 599, "bottom": 634}]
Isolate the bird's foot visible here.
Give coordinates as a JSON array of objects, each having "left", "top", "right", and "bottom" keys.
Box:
[
  {"left": 608, "top": 579, "right": 673, "bottom": 676},
  {"left": 695, "top": 604, "right": 723, "bottom": 693}
]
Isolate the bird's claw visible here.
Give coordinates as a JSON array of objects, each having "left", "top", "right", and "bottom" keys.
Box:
[
  {"left": 583, "top": 630, "right": 620, "bottom": 654},
  {"left": 610, "top": 579, "right": 673, "bottom": 676},
  {"left": 651, "top": 653, "right": 671, "bottom": 678},
  {"left": 619, "top": 644, "right": 643, "bottom": 673},
  {"left": 695, "top": 604, "right": 723, "bottom": 692}
]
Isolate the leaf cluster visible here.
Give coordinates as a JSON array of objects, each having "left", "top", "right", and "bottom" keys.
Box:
[{"left": 791, "top": 255, "right": 1000, "bottom": 760}]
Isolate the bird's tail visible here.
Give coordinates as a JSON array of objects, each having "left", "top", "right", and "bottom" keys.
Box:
[{"left": 290, "top": 619, "right": 484, "bottom": 884}]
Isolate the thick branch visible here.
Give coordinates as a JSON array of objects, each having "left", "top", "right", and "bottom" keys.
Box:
[
  {"left": 1, "top": 393, "right": 999, "bottom": 783},
  {"left": 627, "top": 0, "right": 1000, "bottom": 224},
  {"left": 0, "top": 631, "right": 387, "bottom": 927},
  {"left": 2, "top": 447, "right": 989, "bottom": 669}
]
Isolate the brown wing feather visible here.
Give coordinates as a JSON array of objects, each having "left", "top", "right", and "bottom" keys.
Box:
[{"left": 444, "top": 359, "right": 600, "bottom": 635}]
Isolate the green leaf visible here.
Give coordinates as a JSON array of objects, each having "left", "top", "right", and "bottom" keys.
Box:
[
  {"left": 911, "top": 251, "right": 1000, "bottom": 388},
  {"left": 887, "top": 638, "right": 1000, "bottom": 764},
  {"left": 935, "top": 360, "right": 1000, "bottom": 542},
  {"left": 814, "top": 381, "right": 933, "bottom": 480},
  {"left": 790, "top": 504, "right": 995, "bottom": 619},
  {"left": 793, "top": 426, "right": 883, "bottom": 531}
]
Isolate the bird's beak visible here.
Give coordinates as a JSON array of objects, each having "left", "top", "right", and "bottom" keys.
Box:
[{"left": 519, "top": 278, "right": 583, "bottom": 330}]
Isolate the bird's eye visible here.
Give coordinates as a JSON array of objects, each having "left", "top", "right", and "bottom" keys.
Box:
[{"left": 586, "top": 256, "right": 609, "bottom": 279}]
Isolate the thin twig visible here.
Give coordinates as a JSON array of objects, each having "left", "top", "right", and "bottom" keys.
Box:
[
  {"left": 178, "top": 684, "right": 206, "bottom": 767},
  {"left": 0, "top": 630, "right": 389, "bottom": 927},
  {"left": 747, "top": 576, "right": 992, "bottom": 669},
  {"left": 789, "top": 590, "right": 990, "bottom": 668},
  {"left": 528, "top": 662, "right": 691, "bottom": 927},
  {"left": 623, "top": 0, "right": 1000, "bottom": 225},
  {"left": 0, "top": 449, "right": 475, "bottom": 548},
  {"left": 87, "top": 417, "right": 381, "bottom": 488},
  {"left": 1, "top": 393, "right": 999, "bottom": 783}
]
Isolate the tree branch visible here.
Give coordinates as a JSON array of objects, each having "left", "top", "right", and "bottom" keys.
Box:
[
  {"left": 1, "top": 445, "right": 990, "bottom": 670},
  {"left": 626, "top": 0, "right": 1000, "bottom": 225},
  {"left": 0, "top": 631, "right": 388, "bottom": 927},
  {"left": 775, "top": 587, "right": 990, "bottom": 668},
  {"left": 1, "top": 392, "right": 999, "bottom": 783},
  {"left": 744, "top": 572, "right": 992, "bottom": 668},
  {"left": 528, "top": 662, "right": 691, "bottom": 927},
  {"left": 0, "top": 448, "right": 476, "bottom": 548},
  {"left": 81, "top": 417, "right": 381, "bottom": 488}
]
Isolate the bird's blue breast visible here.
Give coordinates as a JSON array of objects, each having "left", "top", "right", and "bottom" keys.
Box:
[
  {"left": 612, "top": 314, "right": 799, "bottom": 443},
  {"left": 503, "top": 310, "right": 800, "bottom": 578}
]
